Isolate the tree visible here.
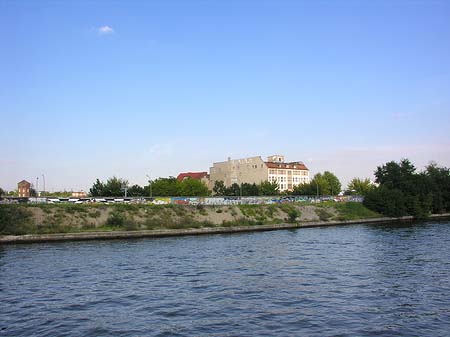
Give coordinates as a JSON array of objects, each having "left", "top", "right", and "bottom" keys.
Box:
[
  {"left": 241, "top": 183, "right": 259, "bottom": 196},
  {"left": 213, "top": 181, "right": 226, "bottom": 196},
  {"left": 90, "top": 179, "right": 106, "bottom": 197},
  {"left": 294, "top": 172, "right": 341, "bottom": 196},
  {"left": 258, "top": 181, "right": 279, "bottom": 196},
  {"left": 425, "top": 162, "right": 450, "bottom": 213},
  {"left": 179, "top": 178, "right": 209, "bottom": 196},
  {"left": 0, "top": 187, "right": 4, "bottom": 196},
  {"left": 89, "top": 177, "right": 129, "bottom": 197},
  {"left": 375, "top": 159, "right": 416, "bottom": 191},
  {"left": 226, "top": 183, "right": 241, "bottom": 196},
  {"left": 364, "top": 159, "right": 443, "bottom": 218},
  {"left": 346, "top": 178, "right": 374, "bottom": 196},
  {"left": 151, "top": 177, "right": 179, "bottom": 196},
  {"left": 363, "top": 186, "right": 407, "bottom": 217},
  {"left": 127, "top": 184, "right": 146, "bottom": 197},
  {"left": 321, "top": 171, "right": 341, "bottom": 195},
  {"left": 291, "top": 182, "right": 316, "bottom": 195}
]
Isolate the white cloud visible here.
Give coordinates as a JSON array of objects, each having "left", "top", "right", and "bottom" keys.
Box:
[{"left": 98, "top": 26, "right": 114, "bottom": 35}]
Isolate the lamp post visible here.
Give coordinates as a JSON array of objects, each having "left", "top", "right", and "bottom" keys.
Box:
[
  {"left": 316, "top": 182, "right": 319, "bottom": 199},
  {"left": 36, "top": 177, "right": 39, "bottom": 197},
  {"left": 146, "top": 174, "right": 153, "bottom": 198},
  {"left": 42, "top": 174, "right": 45, "bottom": 196}
]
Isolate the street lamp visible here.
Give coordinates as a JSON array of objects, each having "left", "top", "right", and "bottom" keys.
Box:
[
  {"left": 36, "top": 177, "right": 39, "bottom": 197},
  {"left": 42, "top": 174, "right": 45, "bottom": 196},
  {"left": 146, "top": 174, "right": 153, "bottom": 198}
]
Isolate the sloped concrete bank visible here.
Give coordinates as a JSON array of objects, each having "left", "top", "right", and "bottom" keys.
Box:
[{"left": 1, "top": 214, "right": 449, "bottom": 244}]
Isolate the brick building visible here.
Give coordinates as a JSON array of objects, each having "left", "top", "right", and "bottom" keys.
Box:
[{"left": 18, "top": 180, "right": 31, "bottom": 197}]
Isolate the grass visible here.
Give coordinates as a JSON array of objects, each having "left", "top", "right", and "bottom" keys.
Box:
[
  {"left": 277, "top": 204, "right": 301, "bottom": 223},
  {"left": 315, "top": 208, "right": 334, "bottom": 221},
  {"left": 0, "top": 202, "right": 381, "bottom": 236},
  {"left": 333, "top": 202, "right": 380, "bottom": 221}
]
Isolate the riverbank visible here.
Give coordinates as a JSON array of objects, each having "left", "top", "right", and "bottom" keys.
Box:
[
  {"left": 1, "top": 213, "right": 450, "bottom": 244},
  {"left": 1, "top": 203, "right": 449, "bottom": 244},
  {"left": 0, "top": 202, "right": 377, "bottom": 235}
]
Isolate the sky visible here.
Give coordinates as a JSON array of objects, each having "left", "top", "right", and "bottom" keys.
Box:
[{"left": 1, "top": 0, "right": 450, "bottom": 192}]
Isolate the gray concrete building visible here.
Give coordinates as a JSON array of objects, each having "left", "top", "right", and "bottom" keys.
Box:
[{"left": 209, "top": 155, "right": 310, "bottom": 192}]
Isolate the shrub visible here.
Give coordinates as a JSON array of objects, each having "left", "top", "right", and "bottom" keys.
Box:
[
  {"left": 0, "top": 205, "right": 34, "bottom": 235},
  {"left": 316, "top": 208, "right": 333, "bottom": 221}
]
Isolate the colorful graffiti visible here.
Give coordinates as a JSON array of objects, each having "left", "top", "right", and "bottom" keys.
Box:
[{"left": 2, "top": 195, "right": 364, "bottom": 205}]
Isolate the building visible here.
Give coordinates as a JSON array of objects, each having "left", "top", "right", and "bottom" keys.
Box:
[
  {"left": 18, "top": 180, "right": 31, "bottom": 197},
  {"left": 177, "top": 172, "right": 210, "bottom": 187},
  {"left": 209, "top": 155, "right": 309, "bottom": 192},
  {"left": 71, "top": 191, "right": 87, "bottom": 198}
]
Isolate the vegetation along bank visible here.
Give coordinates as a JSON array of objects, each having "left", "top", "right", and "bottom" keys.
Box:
[{"left": 0, "top": 202, "right": 379, "bottom": 236}]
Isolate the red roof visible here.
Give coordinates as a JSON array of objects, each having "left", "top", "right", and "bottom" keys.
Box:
[
  {"left": 265, "top": 162, "right": 309, "bottom": 170},
  {"left": 177, "top": 172, "right": 209, "bottom": 181}
]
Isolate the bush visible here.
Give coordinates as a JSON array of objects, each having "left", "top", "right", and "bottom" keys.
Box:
[
  {"left": 363, "top": 187, "right": 407, "bottom": 217},
  {"left": 105, "top": 211, "right": 137, "bottom": 230},
  {"left": 315, "top": 208, "right": 333, "bottom": 221},
  {"left": 0, "top": 205, "right": 34, "bottom": 235}
]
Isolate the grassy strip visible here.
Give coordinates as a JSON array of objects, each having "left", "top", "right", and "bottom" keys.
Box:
[{"left": 0, "top": 202, "right": 379, "bottom": 236}]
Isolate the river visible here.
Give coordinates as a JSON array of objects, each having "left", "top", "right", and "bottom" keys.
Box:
[{"left": 1, "top": 221, "right": 450, "bottom": 336}]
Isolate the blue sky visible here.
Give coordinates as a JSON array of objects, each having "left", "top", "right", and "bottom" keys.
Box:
[{"left": 1, "top": 1, "right": 450, "bottom": 191}]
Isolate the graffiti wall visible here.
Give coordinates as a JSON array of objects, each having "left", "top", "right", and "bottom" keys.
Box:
[{"left": 8, "top": 195, "right": 364, "bottom": 205}]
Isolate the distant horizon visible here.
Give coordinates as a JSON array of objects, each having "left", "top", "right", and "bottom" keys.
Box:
[
  {"left": 1, "top": 1, "right": 449, "bottom": 191},
  {"left": 2, "top": 153, "right": 447, "bottom": 193}
]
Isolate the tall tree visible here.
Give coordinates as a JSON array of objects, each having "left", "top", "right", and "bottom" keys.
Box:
[
  {"left": 89, "top": 179, "right": 105, "bottom": 197},
  {"left": 127, "top": 184, "right": 146, "bottom": 197},
  {"left": 258, "top": 181, "right": 279, "bottom": 196},
  {"left": 179, "top": 178, "right": 209, "bottom": 196},
  {"left": 241, "top": 183, "right": 259, "bottom": 196},
  {"left": 89, "top": 177, "right": 128, "bottom": 197},
  {"left": 151, "top": 177, "right": 179, "bottom": 196},
  {"left": 213, "top": 180, "right": 226, "bottom": 196},
  {"left": 346, "top": 178, "right": 374, "bottom": 196},
  {"left": 226, "top": 183, "right": 242, "bottom": 196}
]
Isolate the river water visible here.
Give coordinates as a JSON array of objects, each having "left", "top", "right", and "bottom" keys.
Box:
[{"left": 1, "top": 221, "right": 450, "bottom": 336}]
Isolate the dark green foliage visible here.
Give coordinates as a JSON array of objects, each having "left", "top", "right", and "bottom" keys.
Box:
[
  {"left": 364, "top": 186, "right": 407, "bottom": 217},
  {"left": 0, "top": 205, "right": 33, "bottom": 235},
  {"left": 0, "top": 187, "right": 5, "bottom": 196},
  {"left": 214, "top": 180, "right": 278, "bottom": 196},
  {"left": 213, "top": 181, "right": 226, "bottom": 196},
  {"left": 227, "top": 183, "right": 242, "bottom": 196},
  {"left": 89, "top": 177, "right": 129, "bottom": 197},
  {"left": 363, "top": 159, "right": 450, "bottom": 218},
  {"left": 127, "top": 184, "right": 146, "bottom": 197},
  {"left": 425, "top": 163, "right": 450, "bottom": 213}
]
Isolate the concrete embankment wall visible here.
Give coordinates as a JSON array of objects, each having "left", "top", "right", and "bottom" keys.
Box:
[{"left": 2, "top": 214, "right": 449, "bottom": 244}]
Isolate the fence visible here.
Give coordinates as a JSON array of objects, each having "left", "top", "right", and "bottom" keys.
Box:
[{"left": 0, "top": 195, "right": 364, "bottom": 205}]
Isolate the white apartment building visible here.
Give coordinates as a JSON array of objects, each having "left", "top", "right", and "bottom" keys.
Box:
[{"left": 209, "top": 154, "right": 310, "bottom": 192}]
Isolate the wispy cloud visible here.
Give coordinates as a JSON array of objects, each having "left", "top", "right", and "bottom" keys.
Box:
[
  {"left": 98, "top": 25, "right": 114, "bottom": 35},
  {"left": 148, "top": 143, "right": 174, "bottom": 157}
]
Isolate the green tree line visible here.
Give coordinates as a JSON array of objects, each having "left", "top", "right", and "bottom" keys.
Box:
[
  {"left": 363, "top": 159, "right": 450, "bottom": 218},
  {"left": 89, "top": 176, "right": 209, "bottom": 197}
]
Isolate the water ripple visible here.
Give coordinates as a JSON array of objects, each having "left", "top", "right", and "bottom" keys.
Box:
[{"left": 1, "top": 221, "right": 450, "bottom": 336}]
